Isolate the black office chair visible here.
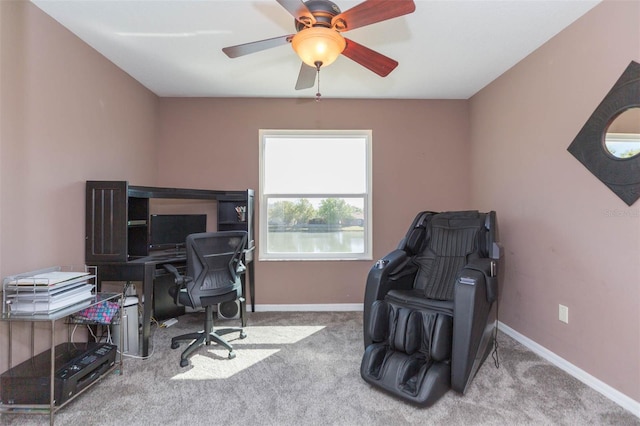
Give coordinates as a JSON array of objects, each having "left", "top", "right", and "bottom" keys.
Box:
[
  {"left": 361, "top": 210, "right": 504, "bottom": 406},
  {"left": 163, "top": 231, "right": 248, "bottom": 367}
]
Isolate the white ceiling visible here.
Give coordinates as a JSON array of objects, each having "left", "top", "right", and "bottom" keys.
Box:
[{"left": 31, "top": 0, "right": 600, "bottom": 99}]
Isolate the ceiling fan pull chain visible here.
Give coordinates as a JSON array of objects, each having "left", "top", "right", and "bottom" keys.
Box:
[{"left": 315, "top": 61, "right": 322, "bottom": 102}]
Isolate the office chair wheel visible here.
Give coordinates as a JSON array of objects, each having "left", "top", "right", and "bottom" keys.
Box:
[
  {"left": 228, "top": 351, "right": 236, "bottom": 360},
  {"left": 180, "top": 358, "right": 189, "bottom": 368},
  {"left": 171, "top": 342, "right": 180, "bottom": 350},
  {"left": 240, "top": 331, "right": 247, "bottom": 339}
]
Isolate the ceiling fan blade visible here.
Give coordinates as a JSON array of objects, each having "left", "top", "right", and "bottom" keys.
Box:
[
  {"left": 222, "top": 34, "right": 294, "bottom": 58},
  {"left": 295, "top": 63, "right": 317, "bottom": 90},
  {"left": 276, "top": 0, "right": 316, "bottom": 27},
  {"left": 341, "top": 38, "right": 398, "bottom": 77},
  {"left": 332, "top": 0, "right": 415, "bottom": 32}
]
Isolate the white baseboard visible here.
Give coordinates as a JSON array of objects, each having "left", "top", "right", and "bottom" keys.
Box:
[
  {"left": 499, "top": 321, "right": 640, "bottom": 418},
  {"left": 253, "top": 303, "right": 363, "bottom": 312}
]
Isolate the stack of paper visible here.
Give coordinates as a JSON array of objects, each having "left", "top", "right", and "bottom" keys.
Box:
[{"left": 5, "top": 271, "right": 95, "bottom": 314}]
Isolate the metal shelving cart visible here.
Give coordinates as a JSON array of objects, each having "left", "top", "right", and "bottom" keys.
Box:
[{"left": 0, "top": 266, "right": 123, "bottom": 425}]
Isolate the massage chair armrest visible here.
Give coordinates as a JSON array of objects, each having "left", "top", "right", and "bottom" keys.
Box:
[
  {"left": 363, "top": 249, "right": 418, "bottom": 348},
  {"left": 463, "top": 257, "right": 499, "bottom": 304},
  {"left": 365, "top": 249, "right": 417, "bottom": 306},
  {"left": 451, "top": 265, "right": 497, "bottom": 393}
]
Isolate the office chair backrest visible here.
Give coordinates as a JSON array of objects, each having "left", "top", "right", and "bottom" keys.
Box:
[
  {"left": 185, "top": 231, "right": 247, "bottom": 307},
  {"left": 412, "top": 211, "right": 489, "bottom": 301}
]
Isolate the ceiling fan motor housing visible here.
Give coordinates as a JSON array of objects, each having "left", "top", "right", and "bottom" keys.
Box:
[{"left": 295, "top": 0, "right": 342, "bottom": 32}]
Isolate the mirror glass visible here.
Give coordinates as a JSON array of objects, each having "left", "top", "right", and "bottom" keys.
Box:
[{"left": 604, "top": 107, "right": 640, "bottom": 159}]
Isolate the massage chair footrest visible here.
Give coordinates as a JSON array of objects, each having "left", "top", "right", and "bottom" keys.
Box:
[
  {"left": 361, "top": 299, "right": 453, "bottom": 406},
  {"left": 361, "top": 345, "right": 451, "bottom": 406}
]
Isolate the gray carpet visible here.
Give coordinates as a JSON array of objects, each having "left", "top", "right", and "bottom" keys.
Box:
[{"left": 3, "top": 311, "right": 638, "bottom": 425}]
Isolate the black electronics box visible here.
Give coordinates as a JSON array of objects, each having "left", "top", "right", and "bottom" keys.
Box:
[{"left": 0, "top": 342, "right": 116, "bottom": 405}]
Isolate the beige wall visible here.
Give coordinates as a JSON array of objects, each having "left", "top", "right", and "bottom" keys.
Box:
[
  {"left": 0, "top": 1, "right": 159, "bottom": 371},
  {"left": 470, "top": 0, "right": 640, "bottom": 402},
  {"left": 0, "top": 0, "right": 638, "bottom": 410},
  {"left": 156, "top": 98, "right": 470, "bottom": 305}
]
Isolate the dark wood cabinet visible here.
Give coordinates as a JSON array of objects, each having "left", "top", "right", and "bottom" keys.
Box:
[{"left": 85, "top": 180, "right": 130, "bottom": 263}]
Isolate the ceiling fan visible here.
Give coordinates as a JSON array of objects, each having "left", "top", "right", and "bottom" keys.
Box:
[{"left": 222, "top": 0, "right": 416, "bottom": 92}]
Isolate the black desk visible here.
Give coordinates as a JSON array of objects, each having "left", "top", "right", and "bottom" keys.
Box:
[
  {"left": 86, "top": 182, "right": 256, "bottom": 358},
  {"left": 96, "top": 251, "right": 254, "bottom": 358}
]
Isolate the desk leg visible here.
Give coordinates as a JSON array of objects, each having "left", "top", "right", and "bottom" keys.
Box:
[
  {"left": 95, "top": 268, "right": 107, "bottom": 296},
  {"left": 142, "top": 263, "right": 155, "bottom": 358},
  {"left": 248, "top": 260, "right": 255, "bottom": 313}
]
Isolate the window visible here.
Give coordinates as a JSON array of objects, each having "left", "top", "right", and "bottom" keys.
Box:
[{"left": 259, "top": 130, "right": 372, "bottom": 260}]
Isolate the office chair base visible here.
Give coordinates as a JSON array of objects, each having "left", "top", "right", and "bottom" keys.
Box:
[{"left": 171, "top": 328, "right": 246, "bottom": 367}]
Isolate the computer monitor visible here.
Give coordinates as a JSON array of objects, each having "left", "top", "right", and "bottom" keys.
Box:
[{"left": 149, "top": 214, "right": 207, "bottom": 251}]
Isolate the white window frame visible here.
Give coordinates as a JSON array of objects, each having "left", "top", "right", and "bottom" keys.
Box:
[{"left": 259, "top": 129, "right": 373, "bottom": 261}]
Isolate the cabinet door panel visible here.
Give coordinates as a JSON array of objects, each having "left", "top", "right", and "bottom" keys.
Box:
[{"left": 86, "top": 181, "right": 128, "bottom": 262}]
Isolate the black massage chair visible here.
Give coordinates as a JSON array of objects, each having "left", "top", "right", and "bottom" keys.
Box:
[{"left": 361, "top": 210, "right": 504, "bottom": 406}]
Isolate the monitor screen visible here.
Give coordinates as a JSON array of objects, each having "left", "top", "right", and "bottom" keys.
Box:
[{"left": 149, "top": 214, "right": 207, "bottom": 251}]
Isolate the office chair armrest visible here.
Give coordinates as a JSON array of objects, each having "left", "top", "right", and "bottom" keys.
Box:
[
  {"left": 163, "top": 263, "right": 188, "bottom": 305},
  {"left": 163, "top": 263, "right": 182, "bottom": 282}
]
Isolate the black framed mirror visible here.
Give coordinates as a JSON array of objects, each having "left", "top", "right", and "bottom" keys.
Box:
[{"left": 568, "top": 61, "right": 640, "bottom": 206}]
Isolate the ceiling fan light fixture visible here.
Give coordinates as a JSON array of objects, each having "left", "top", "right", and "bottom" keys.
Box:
[{"left": 291, "top": 27, "right": 346, "bottom": 68}]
